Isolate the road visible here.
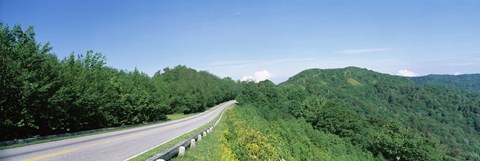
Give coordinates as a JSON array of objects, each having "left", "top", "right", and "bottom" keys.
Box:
[{"left": 0, "top": 100, "right": 236, "bottom": 161}]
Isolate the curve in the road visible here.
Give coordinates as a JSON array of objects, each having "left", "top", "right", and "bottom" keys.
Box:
[{"left": 0, "top": 100, "right": 236, "bottom": 161}]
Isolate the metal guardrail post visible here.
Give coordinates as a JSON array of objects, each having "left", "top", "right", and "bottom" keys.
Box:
[{"left": 145, "top": 100, "right": 234, "bottom": 161}]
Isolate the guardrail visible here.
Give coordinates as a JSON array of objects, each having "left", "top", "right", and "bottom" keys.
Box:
[
  {"left": 146, "top": 106, "right": 227, "bottom": 161},
  {"left": 0, "top": 101, "right": 233, "bottom": 147},
  {"left": 0, "top": 120, "right": 164, "bottom": 146}
]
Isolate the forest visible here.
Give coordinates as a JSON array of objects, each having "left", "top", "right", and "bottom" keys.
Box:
[
  {"left": 411, "top": 74, "right": 480, "bottom": 93},
  {"left": 230, "top": 67, "right": 480, "bottom": 160},
  {"left": 0, "top": 24, "right": 237, "bottom": 141},
  {"left": 2, "top": 23, "right": 480, "bottom": 161}
]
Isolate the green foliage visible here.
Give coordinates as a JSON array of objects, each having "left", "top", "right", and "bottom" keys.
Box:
[
  {"left": 219, "top": 105, "right": 373, "bottom": 161},
  {"left": 412, "top": 74, "right": 480, "bottom": 93},
  {"left": 278, "top": 67, "right": 480, "bottom": 160},
  {"left": 153, "top": 66, "right": 238, "bottom": 114},
  {"left": 223, "top": 107, "right": 280, "bottom": 161},
  {"left": 0, "top": 24, "right": 238, "bottom": 141},
  {"left": 236, "top": 66, "right": 480, "bottom": 160},
  {"left": 3, "top": 22, "right": 480, "bottom": 161},
  {"left": 171, "top": 109, "right": 237, "bottom": 161}
]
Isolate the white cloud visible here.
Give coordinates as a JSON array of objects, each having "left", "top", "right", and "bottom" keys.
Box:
[
  {"left": 241, "top": 70, "right": 273, "bottom": 83},
  {"left": 337, "top": 48, "right": 394, "bottom": 54},
  {"left": 206, "top": 57, "right": 405, "bottom": 83},
  {"left": 396, "top": 69, "right": 417, "bottom": 77},
  {"left": 241, "top": 76, "right": 255, "bottom": 82}
]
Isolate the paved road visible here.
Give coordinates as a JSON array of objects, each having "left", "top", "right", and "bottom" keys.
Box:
[{"left": 0, "top": 100, "right": 236, "bottom": 161}]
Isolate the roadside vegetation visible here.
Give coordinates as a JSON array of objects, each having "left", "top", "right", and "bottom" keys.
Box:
[
  {"left": 171, "top": 108, "right": 230, "bottom": 161},
  {"left": 129, "top": 106, "right": 229, "bottom": 161},
  {"left": 183, "top": 68, "right": 480, "bottom": 161},
  {"left": 230, "top": 67, "right": 480, "bottom": 160},
  {"left": 177, "top": 105, "right": 372, "bottom": 161},
  {"left": 0, "top": 23, "right": 238, "bottom": 141},
  {"left": 3, "top": 22, "right": 480, "bottom": 161},
  {"left": 0, "top": 111, "right": 203, "bottom": 150}
]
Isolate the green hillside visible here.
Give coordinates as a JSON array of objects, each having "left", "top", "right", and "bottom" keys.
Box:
[
  {"left": 411, "top": 74, "right": 480, "bottom": 92},
  {"left": 3, "top": 23, "right": 480, "bottom": 161},
  {"left": 225, "top": 67, "right": 480, "bottom": 161},
  {"left": 280, "top": 67, "right": 480, "bottom": 160}
]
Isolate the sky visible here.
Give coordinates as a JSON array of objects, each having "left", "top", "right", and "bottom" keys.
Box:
[{"left": 1, "top": 0, "right": 479, "bottom": 83}]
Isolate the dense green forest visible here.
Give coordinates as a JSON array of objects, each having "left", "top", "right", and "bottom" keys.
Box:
[
  {"left": 230, "top": 67, "right": 480, "bottom": 160},
  {"left": 412, "top": 74, "right": 480, "bottom": 93},
  {"left": 3, "top": 23, "right": 480, "bottom": 161},
  {"left": 0, "top": 23, "right": 237, "bottom": 141}
]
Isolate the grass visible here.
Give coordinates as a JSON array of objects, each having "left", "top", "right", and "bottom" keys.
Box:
[
  {"left": 347, "top": 78, "right": 362, "bottom": 86},
  {"left": 171, "top": 109, "right": 229, "bottom": 161},
  {"left": 166, "top": 112, "right": 198, "bottom": 121},
  {"left": 0, "top": 111, "right": 203, "bottom": 150},
  {"left": 128, "top": 106, "right": 231, "bottom": 161}
]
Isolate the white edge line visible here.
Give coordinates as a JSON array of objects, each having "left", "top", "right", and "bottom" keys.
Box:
[{"left": 124, "top": 101, "right": 232, "bottom": 161}]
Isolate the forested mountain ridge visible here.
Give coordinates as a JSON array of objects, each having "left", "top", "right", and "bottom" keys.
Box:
[
  {"left": 277, "top": 66, "right": 480, "bottom": 160},
  {"left": 3, "top": 23, "right": 480, "bottom": 160},
  {"left": 411, "top": 74, "right": 480, "bottom": 93}
]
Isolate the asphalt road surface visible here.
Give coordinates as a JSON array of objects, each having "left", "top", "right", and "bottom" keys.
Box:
[{"left": 0, "top": 100, "right": 236, "bottom": 161}]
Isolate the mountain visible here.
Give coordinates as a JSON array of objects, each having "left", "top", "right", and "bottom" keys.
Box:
[
  {"left": 231, "top": 67, "right": 480, "bottom": 160},
  {"left": 6, "top": 23, "right": 480, "bottom": 161},
  {"left": 278, "top": 67, "right": 480, "bottom": 160},
  {"left": 411, "top": 74, "right": 480, "bottom": 92}
]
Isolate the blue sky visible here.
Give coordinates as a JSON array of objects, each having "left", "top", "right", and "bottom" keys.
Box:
[{"left": 1, "top": 0, "right": 479, "bottom": 83}]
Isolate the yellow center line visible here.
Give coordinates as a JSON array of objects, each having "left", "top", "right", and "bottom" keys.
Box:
[
  {"left": 23, "top": 131, "right": 149, "bottom": 161},
  {"left": 22, "top": 108, "right": 221, "bottom": 161}
]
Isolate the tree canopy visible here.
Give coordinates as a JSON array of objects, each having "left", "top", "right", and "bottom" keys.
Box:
[
  {"left": 2, "top": 23, "right": 480, "bottom": 161},
  {"left": 234, "top": 67, "right": 480, "bottom": 160},
  {"left": 0, "top": 23, "right": 238, "bottom": 141}
]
